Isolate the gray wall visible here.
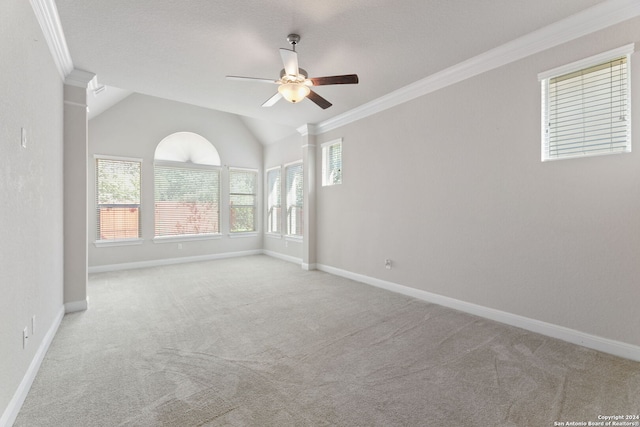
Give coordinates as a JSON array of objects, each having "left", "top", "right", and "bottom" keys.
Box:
[
  {"left": 88, "top": 94, "right": 264, "bottom": 268},
  {"left": 0, "top": 0, "right": 64, "bottom": 418},
  {"left": 316, "top": 18, "right": 640, "bottom": 347}
]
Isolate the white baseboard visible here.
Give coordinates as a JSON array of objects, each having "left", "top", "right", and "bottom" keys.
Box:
[
  {"left": 0, "top": 306, "right": 64, "bottom": 427},
  {"left": 88, "top": 250, "right": 263, "bottom": 273},
  {"left": 64, "top": 299, "right": 88, "bottom": 313},
  {"left": 262, "top": 250, "right": 302, "bottom": 265},
  {"left": 301, "top": 263, "right": 317, "bottom": 271},
  {"left": 316, "top": 264, "right": 640, "bottom": 362}
]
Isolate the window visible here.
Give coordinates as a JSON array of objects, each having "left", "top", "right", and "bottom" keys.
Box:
[
  {"left": 95, "top": 157, "right": 141, "bottom": 241},
  {"left": 539, "top": 44, "right": 633, "bottom": 161},
  {"left": 154, "top": 132, "right": 221, "bottom": 238},
  {"left": 229, "top": 168, "right": 257, "bottom": 233},
  {"left": 285, "top": 162, "right": 303, "bottom": 237},
  {"left": 266, "top": 167, "right": 281, "bottom": 234},
  {"left": 322, "top": 139, "right": 342, "bottom": 186},
  {"left": 154, "top": 164, "right": 220, "bottom": 236}
]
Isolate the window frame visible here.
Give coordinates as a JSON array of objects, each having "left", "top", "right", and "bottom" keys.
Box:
[
  {"left": 284, "top": 161, "right": 304, "bottom": 239},
  {"left": 228, "top": 167, "right": 258, "bottom": 235},
  {"left": 94, "top": 155, "right": 143, "bottom": 247},
  {"left": 321, "top": 138, "right": 343, "bottom": 187},
  {"left": 265, "top": 166, "right": 282, "bottom": 237},
  {"left": 538, "top": 43, "right": 634, "bottom": 162}
]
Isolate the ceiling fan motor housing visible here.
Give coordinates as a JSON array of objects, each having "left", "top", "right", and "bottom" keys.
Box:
[
  {"left": 280, "top": 68, "right": 308, "bottom": 80},
  {"left": 287, "top": 34, "right": 301, "bottom": 47}
]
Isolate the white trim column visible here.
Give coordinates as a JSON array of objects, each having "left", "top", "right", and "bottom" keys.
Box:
[
  {"left": 298, "top": 125, "right": 317, "bottom": 270},
  {"left": 63, "top": 69, "right": 94, "bottom": 313}
]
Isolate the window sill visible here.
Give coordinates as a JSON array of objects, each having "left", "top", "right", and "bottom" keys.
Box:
[
  {"left": 542, "top": 148, "right": 631, "bottom": 162},
  {"left": 228, "top": 232, "right": 259, "bottom": 239},
  {"left": 285, "top": 235, "right": 303, "bottom": 243},
  {"left": 153, "top": 234, "right": 222, "bottom": 244},
  {"left": 265, "top": 233, "right": 282, "bottom": 239},
  {"left": 94, "top": 238, "right": 143, "bottom": 248}
]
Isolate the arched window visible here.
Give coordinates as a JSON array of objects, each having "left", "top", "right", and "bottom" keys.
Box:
[
  {"left": 154, "top": 132, "right": 221, "bottom": 238},
  {"left": 155, "top": 132, "right": 221, "bottom": 165}
]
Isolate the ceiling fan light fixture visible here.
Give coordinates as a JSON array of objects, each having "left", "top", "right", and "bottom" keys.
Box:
[
  {"left": 278, "top": 82, "right": 310, "bottom": 103},
  {"left": 225, "top": 34, "right": 358, "bottom": 109}
]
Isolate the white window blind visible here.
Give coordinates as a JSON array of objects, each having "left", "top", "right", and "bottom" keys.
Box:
[
  {"left": 154, "top": 164, "right": 220, "bottom": 237},
  {"left": 285, "top": 162, "right": 303, "bottom": 237},
  {"left": 229, "top": 168, "right": 257, "bottom": 233},
  {"left": 322, "top": 139, "right": 342, "bottom": 186},
  {"left": 540, "top": 45, "right": 633, "bottom": 161},
  {"left": 96, "top": 158, "right": 141, "bottom": 241},
  {"left": 266, "top": 168, "right": 281, "bottom": 234}
]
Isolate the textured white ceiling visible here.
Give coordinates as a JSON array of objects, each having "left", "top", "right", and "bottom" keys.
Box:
[{"left": 56, "top": 0, "right": 606, "bottom": 142}]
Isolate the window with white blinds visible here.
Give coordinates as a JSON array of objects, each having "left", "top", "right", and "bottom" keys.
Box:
[
  {"left": 539, "top": 44, "right": 633, "bottom": 161},
  {"left": 285, "top": 162, "right": 303, "bottom": 237},
  {"left": 266, "top": 167, "right": 281, "bottom": 234},
  {"left": 154, "top": 163, "right": 220, "bottom": 237},
  {"left": 322, "top": 139, "right": 342, "bottom": 186},
  {"left": 229, "top": 168, "right": 257, "bottom": 233},
  {"left": 95, "top": 157, "right": 141, "bottom": 241}
]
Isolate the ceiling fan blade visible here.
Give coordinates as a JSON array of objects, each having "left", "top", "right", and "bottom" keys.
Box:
[
  {"left": 262, "top": 92, "right": 283, "bottom": 107},
  {"left": 280, "top": 48, "right": 299, "bottom": 76},
  {"left": 226, "top": 76, "right": 279, "bottom": 84},
  {"left": 307, "top": 90, "right": 332, "bottom": 109},
  {"left": 309, "top": 74, "right": 359, "bottom": 86}
]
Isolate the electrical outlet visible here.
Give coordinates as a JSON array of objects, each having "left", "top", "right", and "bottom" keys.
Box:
[
  {"left": 177, "top": 243, "right": 183, "bottom": 250},
  {"left": 23, "top": 327, "right": 29, "bottom": 349},
  {"left": 385, "top": 259, "right": 392, "bottom": 270}
]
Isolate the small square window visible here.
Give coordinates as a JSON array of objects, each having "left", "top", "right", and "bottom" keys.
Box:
[
  {"left": 539, "top": 44, "right": 633, "bottom": 161},
  {"left": 322, "top": 139, "right": 342, "bottom": 186}
]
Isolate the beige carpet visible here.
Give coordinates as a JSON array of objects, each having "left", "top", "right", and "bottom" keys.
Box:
[{"left": 14, "top": 255, "right": 640, "bottom": 426}]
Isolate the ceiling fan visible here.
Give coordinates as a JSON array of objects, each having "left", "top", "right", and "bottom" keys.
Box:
[{"left": 226, "top": 34, "right": 359, "bottom": 109}]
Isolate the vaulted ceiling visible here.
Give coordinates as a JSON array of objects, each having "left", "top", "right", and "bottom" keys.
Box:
[{"left": 55, "top": 0, "right": 610, "bottom": 143}]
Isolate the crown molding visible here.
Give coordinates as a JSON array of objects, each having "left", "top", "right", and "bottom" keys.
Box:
[
  {"left": 29, "top": 0, "right": 73, "bottom": 80},
  {"left": 296, "top": 124, "right": 317, "bottom": 136},
  {"left": 65, "top": 69, "right": 96, "bottom": 88},
  {"left": 315, "top": 0, "right": 640, "bottom": 135}
]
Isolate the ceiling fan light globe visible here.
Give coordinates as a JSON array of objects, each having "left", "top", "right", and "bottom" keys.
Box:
[{"left": 278, "top": 83, "right": 310, "bottom": 103}]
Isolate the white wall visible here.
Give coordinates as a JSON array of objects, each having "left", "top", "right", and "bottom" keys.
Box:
[
  {"left": 316, "top": 18, "right": 640, "bottom": 348},
  {"left": 88, "top": 94, "right": 264, "bottom": 268},
  {"left": 0, "top": 0, "right": 64, "bottom": 421}
]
